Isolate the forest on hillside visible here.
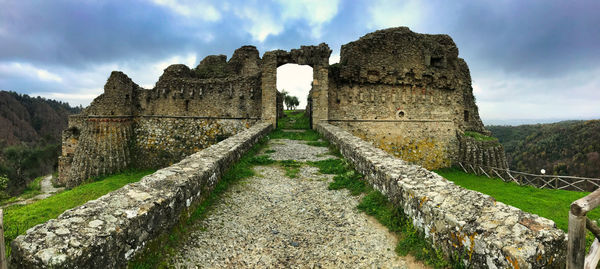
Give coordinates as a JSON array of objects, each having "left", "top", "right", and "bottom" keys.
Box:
[
  {"left": 0, "top": 91, "right": 82, "bottom": 196},
  {"left": 488, "top": 120, "right": 600, "bottom": 178}
]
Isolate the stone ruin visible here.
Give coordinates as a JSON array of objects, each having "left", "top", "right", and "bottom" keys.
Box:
[
  {"left": 17, "top": 28, "right": 564, "bottom": 269},
  {"left": 59, "top": 27, "right": 507, "bottom": 187}
]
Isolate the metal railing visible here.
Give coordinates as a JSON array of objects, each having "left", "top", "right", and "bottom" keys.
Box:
[{"left": 458, "top": 162, "right": 600, "bottom": 192}]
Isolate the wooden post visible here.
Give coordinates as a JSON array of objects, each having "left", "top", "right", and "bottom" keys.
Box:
[
  {"left": 0, "top": 209, "right": 6, "bottom": 269},
  {"left": 568, "top": 211, "right": 587, "bottom": 268},
  {"left": 585, "top": 239, "right": 600, "bottom": 269},
  {"left": 569, "top": 189, "right": 600, "bottom": 268}
]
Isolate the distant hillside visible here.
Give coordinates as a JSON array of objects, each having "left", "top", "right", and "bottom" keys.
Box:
[
  {"left": 487, "top": 120, "right": 600, "bottom": 178},
  {"left": 0, "top": 91, "right": 81, "bottom": 146},
  {"left": 0, "top": 91, "right": 82, "bottom": 195}
]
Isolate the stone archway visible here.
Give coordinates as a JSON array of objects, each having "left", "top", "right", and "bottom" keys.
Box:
[{"left": 261, "top": 44, "right": 331, "bottom": 128}]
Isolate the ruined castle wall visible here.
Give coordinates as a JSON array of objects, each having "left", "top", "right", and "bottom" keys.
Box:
[
  {"left": 11, "top": 123, "right": 273, "bottom": 268},
  {"left": 138, "top": 74, "right": 262, "bottom": 118},
  {"left": 59, "top": 48, "right": 264, "bottom": 187},
  {"left": 327, "top": 82, "right": 460, "bottom": 169},
  {"left": 316, "top": 122, "right": 565, "bottom": 268},
  {"left": 326, "top": 27, "right": 505, "bottom": 169},
  {"left": 133, "top": 117, "right": 259, "bottom": 168}
]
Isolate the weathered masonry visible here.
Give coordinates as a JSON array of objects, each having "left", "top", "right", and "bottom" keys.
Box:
[
  {"left": 316, "top": 123, "right": 566, "bottom": 268},
  {"left": 13, "top": 123, "right": 273, "bottom": 268},
  {"left": 318, "top": 27, "right": 507, "bottom": 170},
  {"left": 59, "top": 27, "right": 506, "bottom": 188}
]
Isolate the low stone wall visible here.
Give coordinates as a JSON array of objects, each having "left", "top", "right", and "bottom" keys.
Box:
[
  {"left": 11, "top": 122, "right": 273, "bottom": 268},
  {"left": 316, "top": 122, "right": 566, "bottom": 268}
]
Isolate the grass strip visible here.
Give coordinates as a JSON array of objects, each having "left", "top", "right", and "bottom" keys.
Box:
[
  {"left": 309, "top": 156, "right": 454, "bottom": 268},
  {"left": 434, "top": 167, "right": 600, "bottom": 232},
  {"left": 268, "top": 129, "right": 321, "bottom": 141},
  {"left": 463, "top": 131, "right": 499, "bottom": 142},
  {"left": 278, "top": 110, "right": 310, "bottom": 129},
  {"left": 4, "top": 169, "right": 154, "bottom": 257},
  {"left": 128, "top": 138, "right": 269, "bottom": 268}
]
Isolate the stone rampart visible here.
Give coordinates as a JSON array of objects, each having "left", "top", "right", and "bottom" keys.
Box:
[
  {"left": 11, "top": 122, "right": 273, "bottom": 268},
  {"left": 59, "top": 46, "right": 266, "bottom": 187},
  {"left": 316, "top": 122, "right": 566, "bottom": 268}
]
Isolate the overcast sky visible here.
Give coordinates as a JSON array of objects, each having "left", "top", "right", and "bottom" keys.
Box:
[{"left": 1, "top": 0, "right": 598, "bottom": 125}]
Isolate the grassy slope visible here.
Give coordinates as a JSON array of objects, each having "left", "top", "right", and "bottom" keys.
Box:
[
  {"left": 435, "top": 168, "right": 600, "bottom": 232},
  {"left": 4, "top": 169, "right": 154, "bottom": 256}
]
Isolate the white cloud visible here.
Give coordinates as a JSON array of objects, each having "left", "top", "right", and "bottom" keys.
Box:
[
  {"left": 277, "top": 64, "right": 313, "bottom": 109},
  {"left": 118, "top": 53, "right": 198, "bottom": 89},
  {"left": 474, "top": 68, "right": 600, "bottom": 121},
  {"left": 0, "top": 62, "right": 63, "bottom": 82},
  {"left": 30, "top": 91, "right": 102, "bottom": 106},
  {"left": 150, "top": 0, "right": 221, "bottom": 21},
  {"left": 368, "top": 0, "right": 425, "bottom": 30},
  {"left": 233, "top": 6, "right": 283, "bottom": 42},
  {"left": 278, "top": 0, "right": 340, "bottom": 38},
  {"left": 232, "top": 0, "right": 340, "bottom": 42}
]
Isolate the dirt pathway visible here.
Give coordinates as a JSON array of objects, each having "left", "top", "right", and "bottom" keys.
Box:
[
  {"left": 2, "top": 175, "right": 64, "bottom": 208},
  {"left": 169, "top": 138, "right": 428, "bottom": 268}
]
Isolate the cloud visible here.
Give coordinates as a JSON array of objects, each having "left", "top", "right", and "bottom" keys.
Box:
[
  {"left": 367, "top": 0, "right": 425, "bottom": 30},
  {"left": 277, "top": 0, "right": 340, "bottom": 38},
  {"left": 30, "top": 91, "right": 102, "bottom": 107},
  {"left": 150, "top": 0, "right": 221, "bottom": 21},
  {"left": 0, "top": 62, "right": 63, "bottom": 82},
  {"left": 475, "top": 67, "right": 600, "bottom": 120},
  {"left": 233, "top": 5, "right": 284, "bottom": 42},
  {"left": 0, "top": 0, "right": 598, "bottom": 122}
]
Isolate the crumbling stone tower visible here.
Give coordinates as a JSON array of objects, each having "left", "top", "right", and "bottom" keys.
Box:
[{"left": 320, "top": 27, "right": 507, "bottom": 169}]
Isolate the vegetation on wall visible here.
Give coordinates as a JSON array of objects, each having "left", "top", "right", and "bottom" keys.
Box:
[{"left": 487, "top": 120, "right": 600, "bottom": 178}]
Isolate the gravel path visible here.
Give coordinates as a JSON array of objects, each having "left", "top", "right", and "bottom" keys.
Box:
[
  {"left": 169, "top": 138, "right": 426, "bottom": 268},
  {"left": 2, "top": 175, "right": 64, "bottom": 208}
]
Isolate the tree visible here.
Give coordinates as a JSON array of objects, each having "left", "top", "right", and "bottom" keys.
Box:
[{"left": 291, "top": 96, "right": 299, "bottom": 110}]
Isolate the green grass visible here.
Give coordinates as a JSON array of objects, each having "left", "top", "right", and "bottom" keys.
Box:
[
  {"left": 435, "top": 167, "right": 600, "bottom": 232},
  {"left": 279, "top": 160, "right": 302, "bottom": 178},
  {"left": 278, "top": 110, "right": 310, "bottom": 129},
  {"left": 3, "top": 169, "right": 154, "bottom": 257},
  {"left": 306, "top": 141, "right": 329, "bottom": 147},
  {"left": 463, "top": 131, "right": 499, "bottom": 142},
  {"left": 129, "top": 138, "right": 270, "bottom": 268},
  {"left": 268, "top": 129, "right": 321, "bottom": 141},
  {"left": 309, "top": 159, "right": 348, "bottom": 175}
]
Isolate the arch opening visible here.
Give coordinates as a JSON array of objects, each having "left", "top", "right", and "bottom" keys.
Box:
[{"left": 276, "top": 63, "right": 313, "bottom": 111}]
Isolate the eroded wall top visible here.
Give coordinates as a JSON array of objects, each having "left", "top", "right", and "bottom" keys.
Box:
[{"left": 337, "top": 27, "right": 465, "bottom": 90}]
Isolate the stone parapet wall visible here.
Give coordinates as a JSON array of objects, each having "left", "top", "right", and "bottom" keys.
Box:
[
  {"left": 11, "top": 122, "right": 273, "bottom": 268},
  {"left": 316, "top": 122, "right": 566, "bottom": 268}
]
